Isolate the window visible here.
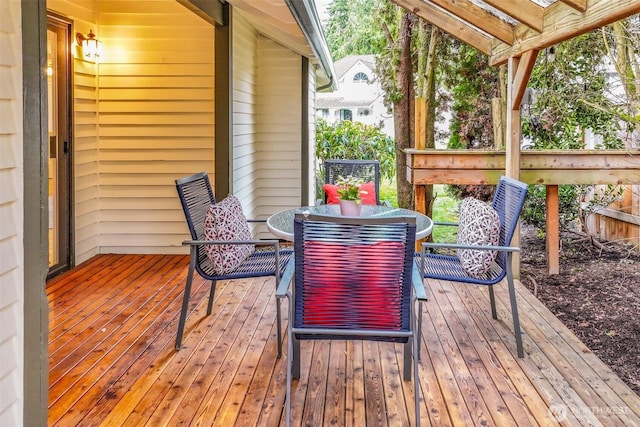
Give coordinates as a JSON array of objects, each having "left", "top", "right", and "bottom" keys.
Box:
[
  {"left": 339, "top": 109, "right": 353, "bottom": 121},
  {"left": 353, "top": 72, "right": 369, "bottom": 83}
]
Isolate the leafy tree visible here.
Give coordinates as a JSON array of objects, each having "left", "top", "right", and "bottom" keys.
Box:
[
  {"left": 324, "top": 0, "right": 431, "bottom": 209},
  {"left": 523, "top": 31, "right": 625, "bottom": 150},
  {"left": 324, "top": 0, "right": 386, "bottom": 60},
  {"left": 518, "top": 31, "right": 631, "bottom": 230},
  {"left": 439, "top": 26, "right": 637, "bottom": 231},
  {"left": 439, "top": 41, "right": 500, "bottom": 149}
]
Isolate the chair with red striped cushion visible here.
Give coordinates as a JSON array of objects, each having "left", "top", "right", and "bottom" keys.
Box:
[{"left": 276, "top": 213, "right": 427, "bottom": 427}]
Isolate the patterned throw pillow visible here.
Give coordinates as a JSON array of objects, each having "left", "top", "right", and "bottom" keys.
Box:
[
  {"left": 456, "top": 197, "right": 501, "bottom": 278},
  {"left": 204, "top": 195, "right": 254, "bottom": 275}
]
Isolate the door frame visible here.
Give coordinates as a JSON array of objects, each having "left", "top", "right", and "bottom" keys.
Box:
[{"left": 46, "top": 12, "right": 74, "bottom": 280}]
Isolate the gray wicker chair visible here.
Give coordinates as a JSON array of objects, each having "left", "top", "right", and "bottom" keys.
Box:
[
  {"left": 174, "top": 172, "right": 292, "bottom": 357},
  {"left": 276, "top": 213, "right": 427, "bottom": 426},
  {"left": 322, "top": 159, "right": 389, "bottom": 206}
]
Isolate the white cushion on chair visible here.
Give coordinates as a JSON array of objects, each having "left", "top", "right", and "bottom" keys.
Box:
[
  {"left": 204, "top": 195, "right": 254, "bottom": 275},
  {"left": 456, "top": 197, "right": 500, "bottom": 278}
]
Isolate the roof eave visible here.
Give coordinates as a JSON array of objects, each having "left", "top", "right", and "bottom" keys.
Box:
[{"left": 285, "top": 0, "right": 337, "bottom": 91}]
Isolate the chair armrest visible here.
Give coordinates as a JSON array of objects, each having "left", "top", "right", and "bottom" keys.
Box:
[
  {"left": 315, "top": 198, "right": 325, "bottom": 206},
  {"left": 411, "top": 262, "right": 428, "bottom": 301},
  {"left": 182, "top": 239, "right": 281, "bottom": 248},
  {"left": 276, "top": 259, "right": 295, "bottom": 299},
  {"left": 380, "top": 200, "right": 392, "bottom": 207},
  {"left": 422, "top": 242, "right": 521, "bottom": 253}
]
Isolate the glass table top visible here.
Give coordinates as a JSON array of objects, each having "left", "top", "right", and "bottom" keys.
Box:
[{"left": 267, "top": 204, "right": 433, "bottom": 241}]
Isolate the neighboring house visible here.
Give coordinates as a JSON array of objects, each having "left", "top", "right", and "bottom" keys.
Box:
[
  {"left": 0, "top": 0, "right": 335, "bottom": 424},
  {"left": 316, "top": 54, "right": 394, "bottom": 137}
]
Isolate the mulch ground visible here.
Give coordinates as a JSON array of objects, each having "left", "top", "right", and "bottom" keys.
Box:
[{"left": 519, "top": 225, "right": 640, "bottom": 396}]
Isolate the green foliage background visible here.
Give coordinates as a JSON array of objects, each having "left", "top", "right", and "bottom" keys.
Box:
[{"left": 315, "top": 119, "right": 396, "bottom": 200}]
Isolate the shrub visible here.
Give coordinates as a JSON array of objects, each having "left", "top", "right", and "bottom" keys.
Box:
[{"left": 315, "top": 119, "right": 395, "bottom": 200}]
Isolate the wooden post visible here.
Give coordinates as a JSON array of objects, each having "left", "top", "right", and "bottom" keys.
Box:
[
  {"left": 492, "top": 97, "right": 504, "bottom": 150},
  {"left": 505, "top": 50, "right": 538, "bottom": 279},
  {"left": 506, "top": 57, "right": 522, "bottom": 278},
  {"left": 546, "top": 185, "right": 560, "bottom": 274},
  {"left": 414, "top": 97, "right": 427, "bottom": 251},
  {"left": 414, "top": 97, "right": 427, "bottom": 215}
]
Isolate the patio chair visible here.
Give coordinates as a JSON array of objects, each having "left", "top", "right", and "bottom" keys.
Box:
[
  {"left": 276, "top": 213, "right": 427, "bottom": 427},
  {"left": 174, "top": 172, "right": 292, "bottom": 357},
  {"left": 321, "top": 159, "right": 389, "bottom": 206},
  {"left": 421, "top": 176, "right": 528, "bottom": 358}
]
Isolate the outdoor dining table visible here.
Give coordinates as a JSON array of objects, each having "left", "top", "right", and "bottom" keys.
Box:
[{"left": 266, "top": 204, "right": 434, "bottom": 241}]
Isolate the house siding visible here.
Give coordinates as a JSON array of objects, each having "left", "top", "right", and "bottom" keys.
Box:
[
  {"left": 0, "top": 0, "right": 23, "bottom": 425},
  {"left": 230, "top": 14, "right": 305, "bottom": 236},
  {"left": 230, "top": 12, "right": 259, "bottom": 212},
  {"left": 256, "top": 37, "right": 302, "bottom": 221},
  {"left": 47, "top": 0, "right": 216, "bottom": 261},
  {"left": 306, "top": 61, "right": 317, "bottom": 206},
  {"left": 94, "top": 0, "right": 215, "bottom": 254},
  {"left": 68, "top": 0, "right": 101, "bottom": 264}
]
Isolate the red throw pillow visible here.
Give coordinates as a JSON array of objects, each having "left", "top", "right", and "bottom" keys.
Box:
[
  {"left": 323, "top": 182, "right": 377, "bottom": 205},
  {"left": 323, "top": 184, "right": 341, "bottom": 204},
  {"left": 359, "top": 182, "right": 377, "bottom": 205}
]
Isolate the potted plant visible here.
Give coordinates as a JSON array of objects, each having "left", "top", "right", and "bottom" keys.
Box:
[{"left": 336, "top": 175, "right": 366, "bottom": 216}]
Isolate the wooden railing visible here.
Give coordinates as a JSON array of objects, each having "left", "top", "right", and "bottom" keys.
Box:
[{"left": 405, "top": 149, "right": 640, "bottom": 274}]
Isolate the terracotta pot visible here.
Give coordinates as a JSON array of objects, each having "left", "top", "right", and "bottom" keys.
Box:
[{"left": 339, "top": 199, "right": 361, "bottom": 216}]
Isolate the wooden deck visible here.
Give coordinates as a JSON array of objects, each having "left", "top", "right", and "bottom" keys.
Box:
[{"left": 47, "top": 254, "right": 640, "bottom": 426}]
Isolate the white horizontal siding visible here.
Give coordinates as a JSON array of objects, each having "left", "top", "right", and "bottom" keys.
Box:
[
  {"left": 95, "top": 0, "right": 215, "bottom": 254},
  {"left": 0, "top": 0, "right": 23, "bottom": 424},
  {"left": 231, "top": 13, "right": 259, "bottom": 214},
  {"left": 307, "top": 62, "right": 318, "bottom": 206},
  {"left": 255, "top": 37, "right": 302, "bottom": 230}
]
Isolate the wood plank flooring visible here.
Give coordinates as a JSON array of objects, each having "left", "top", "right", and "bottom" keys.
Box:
[{"left": 47, "top": 254, "right": 640, "bottom": 426}]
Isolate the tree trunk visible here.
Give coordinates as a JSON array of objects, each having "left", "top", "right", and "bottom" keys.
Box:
[{"left": 394, "top": 12, "right": 415, "bottom": 210}]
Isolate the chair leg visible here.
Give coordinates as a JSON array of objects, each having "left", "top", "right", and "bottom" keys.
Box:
[
  {"left": 285, "top": 322, "right": 293, "bottom": 427},
  {"left": 292, "top": 335, "right": 301, "bottom": 379},
  {"left": 488, "top": 285, "right": 498, "bottom": 319},
  {"left": 175, "top": 248, "right": 197, "bottom": 349},
  {"left": 403, "top": 340, "right": 412, "bottom": 381},
  {"left": 417, "top": 300, "right": 423, "bottom": 360},
  {"left": 206, "top": 279, "right": 217, "bottom": 315},
  {"left": 276, "top": 297, "right": 283, "bottom": 358},
  {"left": 506, "top": 257, "right": 524, "bottom": 358},
  {"left": 413, "top": 328, "right": 421, "bottom": 427}
]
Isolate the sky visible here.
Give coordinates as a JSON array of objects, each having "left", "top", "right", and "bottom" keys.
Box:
[{"left": 314, "top": 0, "right": 332, "bottom": 23}]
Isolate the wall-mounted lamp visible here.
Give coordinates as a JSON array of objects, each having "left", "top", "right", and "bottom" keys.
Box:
[{"left": 76, "top": 30, "right": 103, "bottom": 62}]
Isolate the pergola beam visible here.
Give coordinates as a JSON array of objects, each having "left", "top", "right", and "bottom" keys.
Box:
[
  {"left": 560, "top": 0, "right": 588, "bottom": 12},
  {"left": 427, "top": 0, "right": 515, "bottom": 45},
  {"left": 490, "top": 0, "right": 640, "bottom": 66},
  {"left": 510, "top": 49, "right": 538, "bottom": 110},
  {"left": 482, "top": 0, "right": 544, "bottom": 32},
  {"left": 391, "top": 0, "right": 493, "bottom": 55}
]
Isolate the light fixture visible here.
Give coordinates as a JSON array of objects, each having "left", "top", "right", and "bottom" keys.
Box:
[{"left": 76, "top": 30, "right": 103, "bottom": 62}]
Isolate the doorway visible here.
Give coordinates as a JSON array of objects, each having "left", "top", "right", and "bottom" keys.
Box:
[{"left": 47, "top": 14, "right": 73, "bottom": 279}]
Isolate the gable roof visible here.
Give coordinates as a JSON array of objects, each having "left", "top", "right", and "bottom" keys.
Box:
[
  {"left": 389, "top": 0, "right": 640, "bottom": 66},
  {"left": 333, "top": 55, "right": 376, "bottom": 80}
]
